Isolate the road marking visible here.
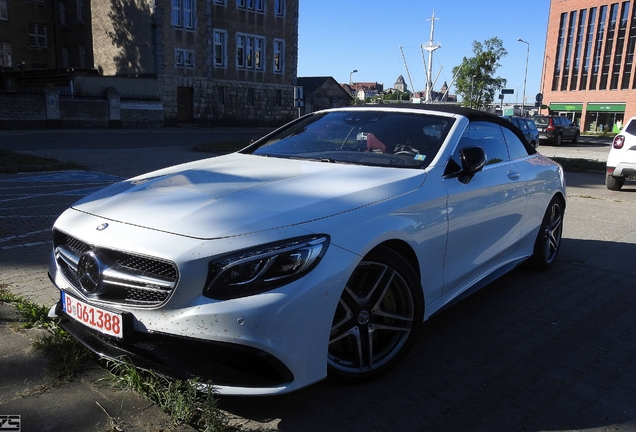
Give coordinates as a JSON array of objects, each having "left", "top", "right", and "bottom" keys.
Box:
[
  {"left": 0, "top": 172, "right": 123, "bottom": 183},
  {"left": 0, "top": 229, "right": 50, "bottom": 244},
  {"left": 1, "top": 240, "right": 52, "bottom": 251}
]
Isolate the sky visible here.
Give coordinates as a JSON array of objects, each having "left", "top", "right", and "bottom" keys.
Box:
[{"left": 297, "top": 0, "right": 551, "bottom": 104}]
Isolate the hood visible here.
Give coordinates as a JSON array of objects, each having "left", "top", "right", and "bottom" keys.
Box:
[{"left": 71, "top": 153, "right": 426, "bottom": 239}]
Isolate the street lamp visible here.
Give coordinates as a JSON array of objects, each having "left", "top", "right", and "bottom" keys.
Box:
[
  {"left": 349, "top": 69, "right": 358, "bottom": 87},
  {"left": 518, "top": 38, "right": 529, "bottom": 117}
]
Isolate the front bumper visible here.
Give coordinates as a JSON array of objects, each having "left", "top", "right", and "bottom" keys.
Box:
[
  {"left": 48, "top": 211, "right": 359, "bottom": 395},
  {"left": 51, "top": 300, "right": 294, "bottom": 390}
]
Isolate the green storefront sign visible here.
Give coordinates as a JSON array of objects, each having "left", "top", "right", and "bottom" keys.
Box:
[
  {"left": 549, "top": 103, "right": 583, "bottom": 111},
  {"left": 586, "top": 103, "right": 626, "bottom": 112}
]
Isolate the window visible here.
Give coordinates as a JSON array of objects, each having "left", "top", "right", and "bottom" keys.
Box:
[
  {"left": 600, "top": 3, "right": 619, "bottom": 90},
  {"left": 611, "top": 1, "right": 630, "bottom": 90},
  {"left": 28, "top": 24, "right": 47, "bottom": 48},
  {"left": 590, "top": 5, "right": 608, "bottom": 90},
  {"left": 59, "top": 2, "right": 66, "bottom": 26},
  {"left": 570, "top": 9, "right": 586, "bottom": 90},
  {"left": 0, "top": 42, "right": 11, "bottom": 67},
  {"left": 76, "top": 0, "right": 83, "bottom": 22},
  {"left": 237, "top": 0, "right": 264, "bottom": 12},
  {"left": 213, "top": 29, "right": 227, "bottom": 67},
  {"left": 552, "top": 13, "right": 567, "bottom": 91},
  {"left": 580, "top": 7, "right": 597, "bottom": 90},
  {"left": 275, "top": 0, "right": 285, "bottom": 16},
  {"left": 172, "top": 0, "right": 194, "bottom": 29},
  {"left": 236, "top": 33, "right": 265, "bottom": 70},
  {"left": 561, "top": 11, "right": 577, "bottom": 91},
  {"left": 459, "top": 122, "right": 509, "bottom": 166},
  {"left": 175, "top": 48, "right": 194, "bottom": 68},
  {"left": 0, "top": 0, "right": 8, "bottom": 21},
  {"left": 501, "top": 127, "right": 530, "bottom": 160},
  {"left": 273, "top": 39, "right": 284, "bottom": 73}
]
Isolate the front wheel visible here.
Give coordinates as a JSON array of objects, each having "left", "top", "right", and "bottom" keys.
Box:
[
  {"left": 606, "top": 174, "right": 625, "bottom": 191},
  {"left": 328, "top": 246, "right": 423, "bottom": 381},
  {"left": 527, "top": 196, "right": 564, "bottom": 270}
]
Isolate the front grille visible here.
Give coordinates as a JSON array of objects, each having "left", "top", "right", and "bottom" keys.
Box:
[{"left": 53, "top": 230, "right": 178, "bottom": 307}]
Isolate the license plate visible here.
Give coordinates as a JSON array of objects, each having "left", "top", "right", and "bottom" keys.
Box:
[{"left": 61, "top": 292, "right": 124, "bottom": 338}]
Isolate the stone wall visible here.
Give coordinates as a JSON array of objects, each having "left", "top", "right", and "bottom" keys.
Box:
[
  {"left": 159, "top": 75, "right": 296, "bottom": 127},
  {"left": 0, "top": 90, "right": 163, "bottom": 129}
]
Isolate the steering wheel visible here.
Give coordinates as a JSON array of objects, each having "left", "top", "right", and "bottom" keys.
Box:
[{"left": 394, "top": 145, "right": 418, "bottom": 156}]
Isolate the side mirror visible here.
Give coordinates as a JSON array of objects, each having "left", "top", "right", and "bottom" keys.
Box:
[{"left": 458, "top": 147, "right": 486, "bottom": 184}]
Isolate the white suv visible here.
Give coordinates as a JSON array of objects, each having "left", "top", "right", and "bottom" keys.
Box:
[{"left": 607, "top": 117, "right": 636, "bottom": 190}]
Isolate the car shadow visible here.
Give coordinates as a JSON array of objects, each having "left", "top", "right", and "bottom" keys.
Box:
[{"left": 218, "top": 237, "right": 636, "bottom": 432}]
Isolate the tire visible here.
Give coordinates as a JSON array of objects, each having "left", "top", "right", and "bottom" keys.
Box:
[
  {"left": 554, "top": 133, "right": 563, "bottom": 146},
  {"left": 606, "top": 174, "right": 624, "bottom": 191},
  {"left": 571, "top": 131, "right": 579, "bottom": 144},
  {"left": 527, "top": 196, "right": 564, "bottom": 270},
  {"left": 327, "top": 246, "right": 423, "bottom": 381}
]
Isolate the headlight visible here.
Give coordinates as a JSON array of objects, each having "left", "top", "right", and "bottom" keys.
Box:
[{"left": 203, "top": 235, "right": 329, "bottom": 300}]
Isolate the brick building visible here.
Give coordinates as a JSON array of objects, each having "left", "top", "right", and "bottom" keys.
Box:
[
  {"left": 542, "top": 0, "right": 636, "bottom": 133},
  {"left": 0, "top": 0, "right": 298, "bottom": 127}
]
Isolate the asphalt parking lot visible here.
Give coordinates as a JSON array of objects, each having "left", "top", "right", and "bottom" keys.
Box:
[{"left": 2, "top": 130, "right": 636, "bottom": 431}]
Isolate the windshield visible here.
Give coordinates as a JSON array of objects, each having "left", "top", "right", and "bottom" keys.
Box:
[
  {"left": 533, "top": 116, "right": 549, "bottom": 127},
  {"left": 244, "top": 110, "right": 454, "bottom": 169}
]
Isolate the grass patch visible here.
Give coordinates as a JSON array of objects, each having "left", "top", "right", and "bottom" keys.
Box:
[
  {"left": 550, "top": 157, "right": 606, "bottom": 173},
  {"left": 104, "top": 359, "right": 228, "bottom": 432},
  {"left": 0, "top": 285, "right": 54, "bottom": 330},
  {"left": 0, "top": 148, "right": 84, "bottom": 172},
  {"left": 0, "top": 285, "right": 92, "bottom": 379},
  {"left": 1, "top": 286, "right": 227, "bottom": 430},
  {"left": 192, "top": 140, "right": 252, "bottom": 154},
  {"left": 32, "top": 326, "right": 93, "bottom": 379}
]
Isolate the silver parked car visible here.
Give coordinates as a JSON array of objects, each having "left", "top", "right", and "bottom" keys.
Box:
[{"left": 48, "top": 105, "right": 566, "bottom": 395}]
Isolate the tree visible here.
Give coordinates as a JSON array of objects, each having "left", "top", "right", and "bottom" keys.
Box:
[{"left": 452, "top": 37, "right": 508, "bottom": 110}]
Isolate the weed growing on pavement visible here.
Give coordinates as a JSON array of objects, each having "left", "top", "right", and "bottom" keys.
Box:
[
  {"left": 0, "top": 286, "right": 92, "bottom": 379},
  {"left": 104, "top": 359, "right": 228, "bottom": 432},
  {"left": 0, "top": 286, "right": 53, "bottom": 330},
  {"left": 32, "top": 326, "right": 92, "bottom": 379},
  {"left": 0, "top": 149, "right": 85, "bottom": 172}
]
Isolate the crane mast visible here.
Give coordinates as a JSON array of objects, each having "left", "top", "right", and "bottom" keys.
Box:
[{"left": 421, "top": 10, "right": 441, "bottom": 103}]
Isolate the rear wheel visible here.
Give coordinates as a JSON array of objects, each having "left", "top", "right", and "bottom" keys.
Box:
[
  {"left": 527, "top": 196, "right": 564, "bottom": 270},
  {"left": 328, "top": 246, "right": 423, "bottom": 381},
  {"left": 554, "top": 133, "right": 563, "bottom": 146},
  {"left": 606, "top": 175, "right": 625, "bottom": 191}
]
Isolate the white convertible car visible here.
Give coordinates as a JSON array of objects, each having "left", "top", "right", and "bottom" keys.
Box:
[{"left": 48, "top": 105, "right": 565, "bottom": 395}]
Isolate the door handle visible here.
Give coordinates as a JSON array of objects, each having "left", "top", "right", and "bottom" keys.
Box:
[{"left": 507, "top": 171, "right": 520, "bottom": 180}]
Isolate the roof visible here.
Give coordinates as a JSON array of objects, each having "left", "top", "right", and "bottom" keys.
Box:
[{"left": 296, "top": 77, "right": 334, "bottom": 94}]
